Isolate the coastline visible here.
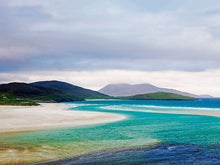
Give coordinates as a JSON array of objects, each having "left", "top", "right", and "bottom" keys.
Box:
[
  {"left": 0, "top": 103, "right": 126, "bottom": 134},
  {"left": 1, "top": 100, "right": 219, "bottom": 165}
]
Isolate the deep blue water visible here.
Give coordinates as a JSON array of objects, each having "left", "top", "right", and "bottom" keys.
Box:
[{"left": 37, "top": 143, "right": 220, "bottom": 165}]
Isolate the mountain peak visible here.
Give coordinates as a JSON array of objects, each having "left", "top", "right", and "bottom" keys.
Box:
[
  {"left": 31, "top": 80, "right": 107, "bottom": 99},
  {"left": 99, "top": 83, "right": 212, "bottom": 98}
]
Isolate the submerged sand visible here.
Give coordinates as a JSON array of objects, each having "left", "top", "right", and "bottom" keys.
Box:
[
  {"left": 118, "top": 109, "right": 220, "bottom": 117},
  {"left": 0, "top": 103, "right": 126, "bottom": 134},
  {"left": 135, "top": 109, "right": 220, "bottom": 117}
]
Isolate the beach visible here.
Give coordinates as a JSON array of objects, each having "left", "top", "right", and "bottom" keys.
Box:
[
  {"left": 0, "top": 102, "right": 217, "bottom": 134},
  {"left": 0, "top": 99, "right": 220, "bottom": 165},
  {"left": 0, "top": 103, "right": 126, "bottom": 134},
  {"left": 0, "top": 103, "right": 126, "bottom": 164},
  {"left": 0, "top": 102, "right": 218, "bottom": 135}
]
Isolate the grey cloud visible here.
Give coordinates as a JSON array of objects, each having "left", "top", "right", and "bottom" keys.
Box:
[{"left": 0, "top": 1, "right": 220, "bottom": 72}]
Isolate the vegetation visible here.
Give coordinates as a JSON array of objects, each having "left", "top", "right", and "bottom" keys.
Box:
[
  {"left": 0, "top": 81, "right": 196, "bottom": 106},
  {"left": 0, "top": 81, "right": 107, "bottom": 105},
  {"left": 0, "top": 82, "right": 82, "bottom": 105},
  {"left": 85, "top": 92, "right": 196, "bottom": 100},
  {"left": 0, "top": 96, "right": 38, "bottom": 106},
  {"left": 31, "top": 81, "right": 107, "bottom": 100},
  {"left": 121, "top": 92, "right": 196, "bottom": 100}
]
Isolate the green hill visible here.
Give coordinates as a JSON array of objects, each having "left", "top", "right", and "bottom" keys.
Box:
[
  {"left": 30, "top": 80, "right": 107, "bottom": 99},
  {"left": 0, "top": 80, "right": 108, "bottom": 105},
  {"left": 0, "top": 81, "right": 108, "bottom": 105},
  {"left": 0, "top": 81, "right": 195, "bottom": 106},
  {"left": 123, "top": 92, "right": 196, "bottom": 100},
  {"left": 0, "top": 82, "right": 81, "bottom": 105}
]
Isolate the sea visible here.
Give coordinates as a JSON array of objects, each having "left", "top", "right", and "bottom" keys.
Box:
[{"left": 1, "top": 99, "right": 220, "bottom": 164}]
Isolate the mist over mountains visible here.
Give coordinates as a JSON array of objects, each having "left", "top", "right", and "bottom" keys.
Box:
[{"left": 99, "top": 83, "right": 212, "bottom": 98}]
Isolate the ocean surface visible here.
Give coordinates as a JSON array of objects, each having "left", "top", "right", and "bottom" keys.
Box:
[{"left": 1, "top": 99, "right": 220, "bottom": 164}]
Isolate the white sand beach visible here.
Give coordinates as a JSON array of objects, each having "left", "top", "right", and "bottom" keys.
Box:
[{"left": 0, "top": 103, "right": 126, "bottom": 134}]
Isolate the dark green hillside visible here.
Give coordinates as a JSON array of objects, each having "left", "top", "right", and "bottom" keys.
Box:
[
  {"left": 0, "top": 82, "right": 81, "bottom": 105},
  {"left": 0, "top": 81, "right": 107, "bottom": 105},
  {"left": 123, "top": 92, "right": 196, "bottom": 100},
  {"left": 0, "top": 82, "right": 60, "bottom": 97},
  {"left": 30, "top": 80, "right": 107, "bottom": 99}
]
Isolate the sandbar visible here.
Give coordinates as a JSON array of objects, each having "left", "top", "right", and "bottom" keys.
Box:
[
  {"left": 0, "top": 103, "right": 126, "bottom": 134},
  {"left": 130, "top": 109, "right": 220, "bottom": 117}
]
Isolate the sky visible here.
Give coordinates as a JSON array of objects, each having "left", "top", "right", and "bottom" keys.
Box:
[{"left": 0, "top": 0, "right": 220, "bottom": 96}]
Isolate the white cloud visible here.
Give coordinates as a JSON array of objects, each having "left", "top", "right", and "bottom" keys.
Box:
[{"left": 1, "top": 69, "right": 220, "bottom": 97}]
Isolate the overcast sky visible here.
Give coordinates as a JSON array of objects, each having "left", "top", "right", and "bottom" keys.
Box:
[{"left": 0, "top": 0, "right": 220, "bottom": 96}]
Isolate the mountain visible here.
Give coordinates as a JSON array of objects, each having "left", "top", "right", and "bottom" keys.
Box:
[
  {"left": 99, "top": 83, "right": 212, "bottom": 98},
  {"left": 0, "top": 81, "right": 107, "bottom": 105},
  {"left": 30, "top": 80, "right": 107, "bottom": 99},
  {"left": 0, "top": 82, "right": 60, "bottom": 97},
  {"left": 123, "top": 92, "right": 196, "bottom": 101},
  {"left": 0, "top": 82, "right": 78, "bottom": 105}
]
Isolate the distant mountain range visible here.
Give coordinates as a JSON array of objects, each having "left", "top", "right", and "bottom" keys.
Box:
[
  {"left": 0, "top": 81, "right": 211, "bottom": 105},
  {"left": 99, "top": 83, "right": 212, "bottom": 98}
]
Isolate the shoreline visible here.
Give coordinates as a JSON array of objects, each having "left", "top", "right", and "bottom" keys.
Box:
[
  {"left": 0, "top": 103, "right": 126, "bottom": 134},
  {"left": 1, "top": 101, "right": 219, "bottom": 164}
]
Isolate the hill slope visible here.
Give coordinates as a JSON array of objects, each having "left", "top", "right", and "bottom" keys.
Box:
[
  {"left": 99, "top": 83, "right": 212, "bottom": 98},
  {"left": 0, "top": 81, "right": 107, "bottom": 105},
  {"left": 30, "top": 80, "right": 107, "bottom": 99},
  {"left": 0, "top": 82, "right": 78, "bottom": 105},
  {"left": 123, "top": 92, "right": 196, "bottom": 100}
]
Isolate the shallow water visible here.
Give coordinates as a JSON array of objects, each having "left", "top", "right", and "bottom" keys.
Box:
[
  {"left": 37, "top": 143, "right": 220, "bottom": 165},
  {"left": 0, "top": 99, "right": 220, "bottom": 164}
]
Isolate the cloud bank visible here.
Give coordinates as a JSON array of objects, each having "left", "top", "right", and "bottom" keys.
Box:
[
  {"left": 0, "top": 0, "right": 220, "bottom": 96},
  {"left": 0, "top": 0, "right": 220, "bottom": 71},
  {"left": 0, "top": 69, "right": 219, "bottom": 96}
]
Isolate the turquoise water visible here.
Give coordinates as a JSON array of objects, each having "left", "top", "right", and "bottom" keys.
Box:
[
  {"left": 1, "top": 99, "right": 220, "bottom": 164},
  {"left": 67, "top": 99, "right": 220, "bottom": 145}
]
